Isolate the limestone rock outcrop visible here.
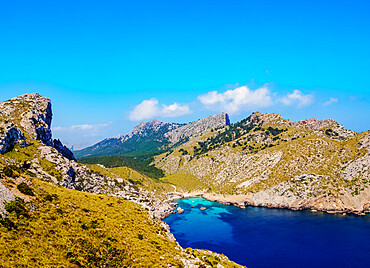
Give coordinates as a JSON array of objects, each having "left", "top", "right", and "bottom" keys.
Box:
[
  {"left": 165, "top": 112, "right": 230, "bottom": 144},
  {"left": 294, "top": 118, "right": 338, "bottom": 129},
  {"left": 245, "top": 173, "right": 370, "bottom": 214},
  {"left": 0, "top": 93, "right": 74, "bottom": 160},
  {"left": 177, "top": 207, "right": 185, "bottom": 213},
  {"left": 0, "top": 181, "right": 15, "bottom": 216},
  {"left": 0, "top": 127, "right": 24, "bottom": 154}
]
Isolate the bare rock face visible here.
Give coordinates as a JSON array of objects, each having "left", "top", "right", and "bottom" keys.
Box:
[
  {"left": 294, "top": 117, "right": 356, "bottom": 140},
  {"left": 53, "top": 139, "right": 75, "bottom": 161},
  {"left": 177, "top": 207, "right": 185, "bottom": 213},
  {"left": 165, "top": 113, "right": 230, "bottom": 144},
  {"left": 126, "top": 119, "right": 180, "bottom": 140},
  {"left": 0, "top": 181, "right": 15, "bottom": 216},
  {"left": 294, "top": 118, "right": 338, "bottom": 129},
  {"left": 11, "top": 93, "right": 52, "bottom": 144},
  {"left": 0, "top": 93, "right": 75, "bottom": 160},
  {"left": 246, "top": 172, "right": 370, "bottom": 214},
  {"left": 247, "top": 112, "right": 291, "bottom": 125},
  {"left": 0, "top": 127, "right": 24, "bottom": 154},
  {"left": 343, "top": 133, "right": 370, "bottom": 181}
]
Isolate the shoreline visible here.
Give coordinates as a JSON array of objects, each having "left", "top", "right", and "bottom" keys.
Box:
[{"left": 165, "top": 191, "right": 369, "bottom": 217}]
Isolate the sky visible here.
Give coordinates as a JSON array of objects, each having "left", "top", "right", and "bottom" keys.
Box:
[{"left": 0, "top": 0, "right": 369, "bottom": 149}]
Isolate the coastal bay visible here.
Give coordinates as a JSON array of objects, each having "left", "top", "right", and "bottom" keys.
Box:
[{"left": 164, "top": 197, "right": 370, "bottom": 267}]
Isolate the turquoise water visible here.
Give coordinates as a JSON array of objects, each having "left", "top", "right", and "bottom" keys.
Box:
[{"left": 163, "top": 197, "right": 370, "bottom": 267}]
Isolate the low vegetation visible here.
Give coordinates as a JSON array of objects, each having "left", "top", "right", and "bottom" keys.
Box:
[
  {"left": 16, "top": 182, "right": 34, "bottom": 196},
  {"left": 154, "top": 114, "right": 369, "bottom": 201},
  {"left": 161, "top": 173, "right": 207, "bottom": 192},
  {"left": 0, "top": 179, "right": 183, "bottom": 267},
  {"left": 79, "top": 154, "right": 165, "bottom": 180}
]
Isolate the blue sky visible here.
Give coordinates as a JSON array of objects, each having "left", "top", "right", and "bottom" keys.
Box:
[{"left": 0, "top": 0, "right": 369, "bottom": 149}]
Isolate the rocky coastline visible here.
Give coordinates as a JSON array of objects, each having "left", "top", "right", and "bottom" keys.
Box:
[{"left": 164, "top": 191, "right": 370, "bottom": 216}]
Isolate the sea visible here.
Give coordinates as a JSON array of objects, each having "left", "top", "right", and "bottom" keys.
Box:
[{"left": 163, "top": 197, "right": 370, "bottom": 268}]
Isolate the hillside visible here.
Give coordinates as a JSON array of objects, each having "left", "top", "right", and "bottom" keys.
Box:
[
  {"left": 155, "top": 112, "right": 370, "bottom": 215},
  {"left": 78, "top": 154, "right": 165, "bottom": 180},
  {"left": 75, "top": 112, "right": 230, "bottom": 159},
  {"left": 0, "top": 93, "right": 243, "bottom": 267}
]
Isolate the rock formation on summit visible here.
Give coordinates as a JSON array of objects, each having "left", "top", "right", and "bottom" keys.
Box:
[
  {"left": 0, "top": 93, "right": 74, "bottom": 160},
  {"left": 165, "top": 112, "right": 230, "bottom": 144}
]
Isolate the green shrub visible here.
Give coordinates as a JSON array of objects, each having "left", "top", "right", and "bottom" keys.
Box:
[
  {"left": 3, "top": 165, "right": 19, "bottom": 178},
  {"left": 17, "top": 182, "right": 34, "bottom": 196},
  {"left": 4, "top": 198, "right": 29, "bottom": 218},
  {"left": 79, "top": 154, "right": 165, "bottom": 179},
  {"left": 0, "top": 216, "right": 16, "bottom": 230},
  {"left": 44, "top": 193, "right": 58, "bottom": 202}
]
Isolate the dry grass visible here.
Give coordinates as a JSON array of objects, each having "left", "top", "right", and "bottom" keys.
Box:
[{"left": 0, "top": 178, "right": 182, "bottom": 267}]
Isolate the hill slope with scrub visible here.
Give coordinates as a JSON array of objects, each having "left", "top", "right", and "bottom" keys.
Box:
[
  {"left": 0, "top": 93, "right": 243, "bottom": 268},
  {"left": 155, "top": 112, "right": 370, "bottom": 214}
]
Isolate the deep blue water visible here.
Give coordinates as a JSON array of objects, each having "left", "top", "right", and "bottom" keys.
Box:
[{"left": 163, "top": 197, "right": 370, "bottom": 268}]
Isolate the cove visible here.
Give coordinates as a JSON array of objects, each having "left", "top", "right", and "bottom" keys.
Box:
[{"left": 163, "top": 197, "right": 370, "bottom": 268}]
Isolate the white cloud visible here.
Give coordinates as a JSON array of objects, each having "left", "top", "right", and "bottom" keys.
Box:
[
  {"left": 129, "top": 98, "right": 159, "bottom": 121},
  {"left": 70, "top": 124, "right": 108, "bottom": 130},
  {"left": 129, "top": 98, "right": 191, "bottom": 121},
  {"left": 128, "top": 85, "right": 317, "bottom": 121},
  {"left": 52, "top": 123, "right": 112, "bottom": 150},
  {"left": 52, "top": 123, "right": 110, "bottom": 136},
  {"left": 197, "top": 86, "right": 273, "bottom": 114},
  {"left": 161, "top": 103, "right": 191, "bottom": 117},
  {"left": 53, "top": 126, "right": 63, "bottom": 131},
  {"left": 280, "top": 90, "right": 314, "bottom": 107},
  {"left": 323, "top": 97, "right": 338, "bottom": 106}
]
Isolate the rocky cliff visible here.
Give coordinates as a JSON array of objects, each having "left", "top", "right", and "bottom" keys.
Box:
[
  {"left": 0, "top": 93, "right": 74, "bottom": 160},
  {"left": 155, "top": 111, "right": 369, "bottom": 215},
  {"left": 0, "top": 180, "right": 14, "bottom": 215},
  {"left": 165, "top": 112, "right": 230, "bottom": 144}
]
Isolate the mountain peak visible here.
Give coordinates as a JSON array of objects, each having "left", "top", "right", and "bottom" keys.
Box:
[
  {"left": 75, "top": 112, "right": 230, "bottom": 158},
  {"left": 11, "top": 92, "right": 47, "bottom": 101},
  {"left": 294, "top": 118, "right": 339, "bottom": 129},
  {"left": 1, "top": 93, "right": 52, "bottom": 143},
  {"left": 0, "top": 93, "right": 74, "bottom": 160},
  {"left": 128, "top": 119, "right": 181, "bottom": 139},
  {"left": 248, "top": 112, "right": 290, "bottom": 125},
  {"left": 165, "top": 112, "right": 230, "bottom": 144}
]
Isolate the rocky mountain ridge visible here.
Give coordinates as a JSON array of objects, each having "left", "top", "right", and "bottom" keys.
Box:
[
  {"left": 165, "top": 112, "right": 230, "bottom": 144},
  {"left": 75, "top": 112, "right": 229, "bottom": 159},
  {"left": 155, "top": 111, "right": 369, "bottom": 215}
]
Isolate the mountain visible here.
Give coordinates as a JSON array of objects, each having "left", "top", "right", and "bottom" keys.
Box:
[
  {"left": 155, "top": 112, "right": 370, "bottom": 215},
  {"left": 0, "top": 93, "right": 74, "bottom": 160},
  {"left": 1, "top": 92, "right": 368, "bottom": 266},
  {"left": 74, "top": 112, "right": 230, "bottom": 159},
  {"left": 0, "top": 93, "right": 243, "bottom": 267}
]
